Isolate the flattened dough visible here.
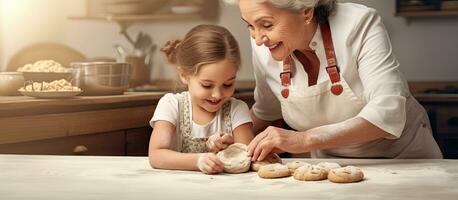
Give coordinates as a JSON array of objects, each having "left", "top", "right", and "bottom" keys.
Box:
[
  {"left": 317, "top": 162, "right": 341, "bottom": 173},
  {"left": 257, "top": 163, "right": 291, "bottom": 179},
  {"left": 328, "top": 166, "right": 364, "bottom": 183},
  {"left": 293, "top": 165, "right": 327, "bottom": 181},
  {"left": 216, "top": 143, "right": 251, "bottom": 173},
  {"left": 286, "top": 161, "right": 310, "bottom": 173},
  {"left": 251, "top": 153, "right": 282, "bottom": 172}
]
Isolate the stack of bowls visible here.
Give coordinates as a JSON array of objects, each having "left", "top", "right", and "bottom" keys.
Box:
[
  {"left": 17, "top": 60, "right": 73, "bottom": 83},
  {"left": 71, "top": 62, "right": 131, "bottom": 95}
]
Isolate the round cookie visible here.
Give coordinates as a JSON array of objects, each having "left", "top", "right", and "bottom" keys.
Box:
[
  {"left": 257, "top": 163, "right": 291, "bottom": 179},
  {"left": 317, "top": 162, "right": 341, "bottom": 173},
  {"left": 293, "top": 165, "right": 328, "bottom": 181},
  {"left": 216, "top": 143, "right": 251, "bottom": 173},
  {"left": 286, "top": 161, "right": 310, "bottom": 173},
  {"left": 328, "top": 166, "right": 364, "bottom": 183},
  {"left": 251, "top": 153, "right": 282, "bottom": 172}
]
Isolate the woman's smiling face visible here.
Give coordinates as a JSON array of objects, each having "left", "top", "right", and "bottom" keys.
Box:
[{"left": 239, "top": 0, "right": 313, "bottom": 61}]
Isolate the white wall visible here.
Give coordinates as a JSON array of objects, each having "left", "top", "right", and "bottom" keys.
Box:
[
  {"left": 0, "top": 0, "right": 70, "bottom": 68},
  {"left": 342, "top": 0, "right": 458, "bottom": 81},
  {"left": 0, "top": 0, "right": 457, "bottom": 81},
  {"left": 0, "top": 0, "right": 253, "bottom": 80}
]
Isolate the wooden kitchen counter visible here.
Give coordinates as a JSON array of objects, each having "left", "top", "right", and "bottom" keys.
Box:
[
  {"left": 0, "top": 155, "right": 457, "bottom": 200},
  {"left": 0, "top": 89, "right": 255, "bottom": 155},
  {"left": 0, "top": 92, "right": 163, "bottom": 145},
  {"left": 0, "top": 92, "right": 164, "bottom": 117}
]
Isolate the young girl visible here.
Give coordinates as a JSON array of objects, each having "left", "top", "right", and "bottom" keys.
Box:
[{"left": 148, "top": 24, "right": 254, "bottom": 174}]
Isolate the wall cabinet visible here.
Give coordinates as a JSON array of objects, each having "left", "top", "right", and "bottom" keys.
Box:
[
  {"left": 410, "top": 82, "right": 458, "bottom": 158},
  {"left": 70, "top": 0, "right": 220, "bottom": 22},
  {"left": 422, "top": 102, "right": 458, "bottom": 158},
  {"left": 396, "top": 0, "right": 458, "bottom": 17},
  {"left": 126, "top": 127, "right": 152, "bottom": 156},
  {"left": 0, "top": 92, "right": 159, "bottom": 156}
]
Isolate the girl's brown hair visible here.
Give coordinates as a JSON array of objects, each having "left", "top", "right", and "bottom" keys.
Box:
[{"left": 161, "top": 24, "right": 241, "bottom": 76}]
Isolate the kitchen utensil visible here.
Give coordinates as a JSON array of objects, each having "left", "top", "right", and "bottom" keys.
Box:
[
  {"left": 120, "top": 29, "right": 136, "bottom": 47},
  {"left": 71, "top": 62, "right": 131, "bottom": 96},
  {"left": 136, "top": 32, "right": 152, "bottom": 52},
  {"left": 6, "top": 43, "right": 86, "bottom": 72},
  {"left": 125, "top": 55, "right": 150, "bottom": 87},
  {"left": 134, "top": 32, "right": 144, "bottom": 50},
  {"left": 0, "top": 72, "right": 24, "bottom": 96},
  {"left": 114, "top": 44, "right": 128, "bottom": 61},
  {"left": 145, "top": 43, "right": 157, "bottom": 67}
]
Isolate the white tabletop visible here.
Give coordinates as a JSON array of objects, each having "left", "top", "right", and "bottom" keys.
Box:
[{"left": 0, "top": 155, "right": 457, "bottom": 200}]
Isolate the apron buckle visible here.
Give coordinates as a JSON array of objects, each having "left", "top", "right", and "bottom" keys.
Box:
[
  {"left": 326, "top": 65, "right": 341, "bottom": 82},
  {"left": 331, "top": 83, "right": 343, "bottom": 96},
  {"left": 280, "top": 71, "right": 291, "bottom": 98},
  {"left": 280, "top": 71, "right": 291, "bottom": 86},
  {"left": 326, "top": 65, "right": 343, "bottom": 96},
  {"left": 281, "top": 88, "right": 290, "bottom": 98}
]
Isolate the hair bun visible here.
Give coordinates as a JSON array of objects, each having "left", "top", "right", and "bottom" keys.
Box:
[{"left": 161, "top": 39, "right": 182, "bottom": 64}]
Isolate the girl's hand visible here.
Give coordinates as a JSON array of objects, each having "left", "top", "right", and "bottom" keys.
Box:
[
  {"left": 206, "top": 132, "right": 234, "bottom": 153},
  {"left": 247, "top": 126, "right": 305, "bottom": 161},
  {"left": 196, "top": 153, "right": 225, "bottom": 174}
]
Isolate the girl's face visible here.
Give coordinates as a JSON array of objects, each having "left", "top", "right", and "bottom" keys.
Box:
[
  {"left": 239, "top": 0, "right": 314, "bottom": 61},
  {"left": 184, "top": 59, "right": 237, "bottom": 113}
]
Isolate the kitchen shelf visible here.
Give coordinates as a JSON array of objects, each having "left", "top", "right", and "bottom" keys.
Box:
[
  {"left": 396, "top": 10, "right": 458, "bottom": 17},
  {"left": 395, "top": 0, "right": 458, "bottom": 18},
  {"left": 69, "top": 0, "right": 219, "bottom": 23},
  {"left": 68, "top": 13, "right": 204, "bottom": 22}
]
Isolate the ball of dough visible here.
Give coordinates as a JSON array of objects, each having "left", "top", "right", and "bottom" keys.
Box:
[
  {"left": 216, "top": 143, "right": 251, "bottom": 173},
  {"left": 328, "top": 166, "right": 364, "bottom": 183},
  {"left": 257, "top": 163, "right": 291, "bottom": 179},
  {"left": 251, "top": 153, "right": 282, "bottom": 172},
  {"left": 286, "top": 161, "right": 310, "bottom": 173},
  {"left": 293, "top": 165, "right": 328, "bottom": 181},
  {"left": 317, "top": 162, "right": 341, "bottom": 173}
]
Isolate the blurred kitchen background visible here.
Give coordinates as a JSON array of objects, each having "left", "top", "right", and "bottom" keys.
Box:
[
  {"left": 0, "top": 0, "right": 457, "bottom": 158},
  {"left": 0, "top": 0, "right": 456, "bottom": 81}
]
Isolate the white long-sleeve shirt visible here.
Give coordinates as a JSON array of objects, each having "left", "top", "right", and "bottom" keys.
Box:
[{"left": 251, "top": 2, "right": 409, "bottom": 138}]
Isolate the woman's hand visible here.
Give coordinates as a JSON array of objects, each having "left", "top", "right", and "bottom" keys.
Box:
[
  {"left": 196, "top": 153, "right": 225, "bottom": 174},
  {"left": 206, "top": 132, "right": 234, "bottom": 153},
  {"left": 247, "top": 126, "right": 306, "bottom": 161}
]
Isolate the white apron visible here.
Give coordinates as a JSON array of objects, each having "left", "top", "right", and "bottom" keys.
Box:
[
  {"left": 278, "top": 21, "right": 442, "bottom": 158},
  {"left": 279, "top": 74, "right": 442, "bottom": 158},
  {"left": 175, "top": 92, "right": 232, "bottom": 153}
]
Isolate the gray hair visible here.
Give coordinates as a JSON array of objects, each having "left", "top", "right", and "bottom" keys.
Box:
[{"left": 224, "top": 0, "right": 337, "bottom": 24}]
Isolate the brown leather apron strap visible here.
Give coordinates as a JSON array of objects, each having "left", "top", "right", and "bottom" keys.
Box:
[
  {"left": 280, "top": 19, "right": 343, "bottom": 98},
  {"left": 320, "top": 20, "right": 343, "bottom": 96},
  {"left": 281, "top": 56, "right": 293, "bottom": 98}
]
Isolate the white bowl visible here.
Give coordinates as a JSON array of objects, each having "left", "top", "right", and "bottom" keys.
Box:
[
  {"left": 0, "top": 72, "right": 24, "bottom": 96},
  {"left": 171, "top": 5, "right": 201, "bottom": 14}
]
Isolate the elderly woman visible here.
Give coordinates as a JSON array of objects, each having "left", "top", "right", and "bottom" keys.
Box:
[{"left": 226, "top": 0, "right": 442, "bottom": 160}]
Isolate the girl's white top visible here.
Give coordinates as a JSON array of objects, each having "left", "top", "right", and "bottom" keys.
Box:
[{"left": 150, "top": 93, "right": 252, "bottom": 149}]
